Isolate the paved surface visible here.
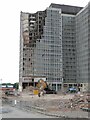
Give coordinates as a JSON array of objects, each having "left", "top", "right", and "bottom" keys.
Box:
[{"left": 1, "top": 105, "right": 54, "bottom": 118}]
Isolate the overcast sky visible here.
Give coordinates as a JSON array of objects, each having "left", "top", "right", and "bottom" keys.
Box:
[{"left": 0, "top": 0, "right": 89, "bottom": 83}]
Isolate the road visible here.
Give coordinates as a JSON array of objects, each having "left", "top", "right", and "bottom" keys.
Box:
[
  {"left": 1, "top": 104, "right": 54, "bottom": 118},
  {"left": 1, "top": 104, "right": 89, "bottom": 119}
]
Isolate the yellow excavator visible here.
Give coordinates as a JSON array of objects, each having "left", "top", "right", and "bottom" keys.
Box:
[
  {"left": 36, "top": 79, "right": 47, "bottom": 90},
  {"left": 36, "top": 79, "right": 57, "bottom": 97}
]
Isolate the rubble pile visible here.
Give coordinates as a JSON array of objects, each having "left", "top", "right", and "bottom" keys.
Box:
[
  {"left": 31, "top": 98, "right": 71, "bottom": 111},
  {"left": 3, "top": 91, "right": 90, "bottom": 114},
  {"left": 70, "top": 93, "right": 90, "bottom": 110},
  {"left": 23, "top": 86, "right": 39, "bottom": 92},
  {"left": 30, "top": 93, "right": 90, "bottom": 112}
]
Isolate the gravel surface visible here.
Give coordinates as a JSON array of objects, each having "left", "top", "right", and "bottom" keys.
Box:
[{"left": 1, "top": 93, "right": 90, "bottom": 118}]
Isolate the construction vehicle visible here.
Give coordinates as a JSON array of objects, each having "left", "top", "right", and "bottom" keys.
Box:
[
  {"left": 36, "top": 79, "right": 57, "bottom": 96},
  {"left": 66, "top": 87, "right": 77, "bottom": 93}
]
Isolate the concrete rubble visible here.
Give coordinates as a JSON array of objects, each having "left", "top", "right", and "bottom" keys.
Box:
[
  {"left": 2, "top": 92, "right": 90, "bottom": 118},
  {"left": 70, "top": 93, "right": 90, "bottom": 111}
]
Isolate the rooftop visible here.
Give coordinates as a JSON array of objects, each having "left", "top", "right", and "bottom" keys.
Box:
[{"left": 50, "top": 3, "right": 83, "bottom": 15}]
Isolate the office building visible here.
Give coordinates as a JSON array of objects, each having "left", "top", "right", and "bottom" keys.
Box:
[
  {"left": 19, "top": 2, "right": 89, "bottom": 92},
  {"left": 76, "top": 2, "right": 90, "bottom": 91}
]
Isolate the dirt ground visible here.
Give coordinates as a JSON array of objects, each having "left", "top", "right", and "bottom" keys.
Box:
[{"left": 2, "top": 92, "right": 90, "bottom": 118}]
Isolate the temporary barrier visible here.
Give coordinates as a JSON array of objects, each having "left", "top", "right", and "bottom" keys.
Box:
[{"left": 33, "top": 90, "right": 39, "bottom": 95}]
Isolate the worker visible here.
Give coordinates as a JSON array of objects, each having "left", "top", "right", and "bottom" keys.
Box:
[{"left": 38, "top": 92, "right": 40, "bottom": 97}]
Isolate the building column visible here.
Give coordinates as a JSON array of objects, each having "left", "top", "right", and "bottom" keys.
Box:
[
  {"left": 56, "top": 83, "right": 58, "bottom": 91},
  {"left": 19, "top": 82, "right": 22, "bottom": 92},
  {"left": 61, "top": 78, "right": 64, "bottom": 92}
]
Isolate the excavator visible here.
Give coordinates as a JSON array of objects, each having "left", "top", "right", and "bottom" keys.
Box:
[{"left": 36, "top": 79, "right": 57, "bottom": 96}]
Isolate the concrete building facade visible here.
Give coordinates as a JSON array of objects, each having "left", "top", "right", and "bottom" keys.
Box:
[
  {"left": 19, "top": 3, "right": 90, "bottom": 92},
  {"left": 76, "top": 2, "right": 90, "bottom": 91},
  {"left": 19, "top": 7, "right": 63, "bottom": 91}
]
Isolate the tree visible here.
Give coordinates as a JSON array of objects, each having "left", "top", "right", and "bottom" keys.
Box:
[{"left": 13, "top": 82, "right": 19, "bottom": 89}]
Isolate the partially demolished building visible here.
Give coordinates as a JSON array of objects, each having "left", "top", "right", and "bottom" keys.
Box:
[{"left": 19, "top": 3, "right": 90, "bottom": 92}]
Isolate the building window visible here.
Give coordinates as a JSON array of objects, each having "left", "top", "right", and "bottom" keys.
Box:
[{"left": 23, "top": 58, "right": 26, "bottom": 61}]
